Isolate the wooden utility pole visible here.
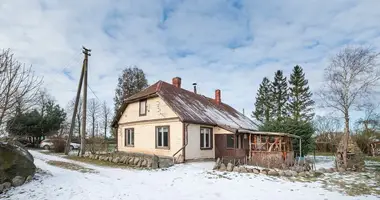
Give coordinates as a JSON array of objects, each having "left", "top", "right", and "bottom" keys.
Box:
[
  {"left": 80, "top": 47, "right": 91, "bottom": 156},
  {"left": 65, "top": 48, "right": 87, "bottom": 155}
]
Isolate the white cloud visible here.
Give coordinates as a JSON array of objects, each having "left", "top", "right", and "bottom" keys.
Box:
[{"left": 1, "top": 0, "right": 380, "bottom": 126}]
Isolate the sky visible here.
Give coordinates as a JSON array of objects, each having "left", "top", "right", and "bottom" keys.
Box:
[{"left": 1, "top": 0, "right": 380, "bottom": 126}]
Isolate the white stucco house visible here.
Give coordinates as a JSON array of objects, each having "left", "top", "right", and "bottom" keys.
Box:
[{"left": 111, "top": 77, "right": 258, "bottom": 162}]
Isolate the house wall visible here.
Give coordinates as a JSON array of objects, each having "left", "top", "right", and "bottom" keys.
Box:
[
  {"left": 118, "top": 119, "right": 183, "bottom": 157},
  {"left": 117, "top": 96, "right": 183, "bottom": 157},
  {"left": 184, "top": 125, "right": 233, "bottom": 160},
  {"left": 214, "top": 134, "right": 247, "bottom": 160},
  {"left": 118, "top": 96, "right": 178, "bottom": 124},
  {"left": 185, "top": 124, "right": 215, "bottom": 160},
  {"left": 214, "top": 127, "right": 234, "bottom": 134}
]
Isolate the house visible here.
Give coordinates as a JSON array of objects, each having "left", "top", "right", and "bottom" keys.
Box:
[{"left": 112, "top": 77, "right": 300, "bottom": 167}]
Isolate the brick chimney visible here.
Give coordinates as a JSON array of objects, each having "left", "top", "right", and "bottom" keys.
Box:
[
  {"left": 172, "top": 77, "right": 181, "bottom": 88},
  {"left": 215, "top": 89, "right": 221, "bottom": 105}
]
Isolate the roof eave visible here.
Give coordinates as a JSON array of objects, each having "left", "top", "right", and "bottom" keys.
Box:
[{"left": 237, "top": 129, "right": 301, "bottom": 139}]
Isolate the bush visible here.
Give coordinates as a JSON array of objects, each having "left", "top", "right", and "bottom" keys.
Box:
[
  {"left": 87, "top": 137, "right": 108, "bottom": 154},
  {"left": 51, "top": 139, "right": 66, "bottom": 153}
]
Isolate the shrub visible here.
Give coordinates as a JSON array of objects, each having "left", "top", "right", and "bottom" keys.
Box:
[
  {"left": 51, "top": 139, "right": 66, "bottom": 153},
  {"left": 87, "top": 137, "right": 107, "bottom": 154}
]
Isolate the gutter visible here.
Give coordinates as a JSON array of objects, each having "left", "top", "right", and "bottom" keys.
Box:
[{"left": 172, "top": 123, "right": 189, "bottom": 163}]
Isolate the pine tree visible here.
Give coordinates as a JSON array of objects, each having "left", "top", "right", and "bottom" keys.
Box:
[
  {"left": 271, "top": 70, "right": 288, "bottom": 121},
  {"left": 287, "top": 65, "right": 314, "bottom": 122},
  {"left": 114, "top": 66, "right": 148, "bottom": 116},
  {"left": 252, "top": 77, "right": 273, "bottom": 124}
]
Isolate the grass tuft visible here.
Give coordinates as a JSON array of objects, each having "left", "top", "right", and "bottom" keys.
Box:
[{"left": 46, "top": 160, "right": 97, "bottom": 173}]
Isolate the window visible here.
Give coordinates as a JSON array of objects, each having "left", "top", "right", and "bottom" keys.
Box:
[
  {"left": 139, "top": 99, "right": 147, "bottom": 116},
  {"left": 156, "top": 126, "right": 169, "bottom": 149},
  {"left": 226, "top": 135, "right": 235, "bottom": 148},
  {"left": 200, "top": 127, "right": 213, "bottom": 149},
  {"left": 124, "top": 128, "right": 134, "bottom": 146}
]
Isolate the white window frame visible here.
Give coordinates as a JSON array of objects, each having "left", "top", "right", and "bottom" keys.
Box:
[
  {"left": 139, "top": 100, "right": 147, "bottom": 116},
  {"left": 124, "top": 128, "right": 134, "bottom": 146},
  {"left": 156, "top": 126, "right": 169, "bottom": 149},
  {"left": 200, "top": 127, "right": 212, "bottom": 149}
]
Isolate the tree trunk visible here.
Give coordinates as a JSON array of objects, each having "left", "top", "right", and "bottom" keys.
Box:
[
  {"left": 92, "top": 117, "right": 95, "bottom": 138},
  {"left": 104, "top": 120, "right": 107, "bottom": 140},
  {"left": 343, "top": 110, "right": 350, "bottom": 169}
]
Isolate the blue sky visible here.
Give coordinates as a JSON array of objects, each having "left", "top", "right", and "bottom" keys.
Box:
[{"left": 1, "top": 0, "right": 380, "bottom": 127}]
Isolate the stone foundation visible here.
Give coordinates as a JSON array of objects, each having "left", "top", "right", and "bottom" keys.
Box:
[
  {"left": 84, "top": 152, "right": 174, "bottom": 169},
  {"left": 212, "top": 158, "right": 332, "bottom": 178}
]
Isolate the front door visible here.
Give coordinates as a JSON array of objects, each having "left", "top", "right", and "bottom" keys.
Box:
[{"left": 214, "top": 134, "right": 224, "bottom": 159}]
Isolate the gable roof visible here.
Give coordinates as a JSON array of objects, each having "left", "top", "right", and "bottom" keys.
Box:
[{"left": 112, "top": 81, "right": 257, "bottom": 132}]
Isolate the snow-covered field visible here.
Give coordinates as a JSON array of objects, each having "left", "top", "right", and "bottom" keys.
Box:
[{"left": 1, "top": 151, "right": 379, "bottom": 200}]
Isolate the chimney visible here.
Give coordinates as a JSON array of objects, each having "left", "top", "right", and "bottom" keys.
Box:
[
  {"left": 192, "top": 83, "right": 197, "bottom": 94},
  {"left": 172, "top": 77, "right": 181, "bottom": 88},
  {"left": 215, "top": 89, "right": 221, "bottom": 105}
]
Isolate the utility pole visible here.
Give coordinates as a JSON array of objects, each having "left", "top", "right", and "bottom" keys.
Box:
[
  {"left": 80, "top": 47, "right": 91, "bottom": 156},
  {"left": 65, "top": 48, "right": 87, "bottom": 155}
]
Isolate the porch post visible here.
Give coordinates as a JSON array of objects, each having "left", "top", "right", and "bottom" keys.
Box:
[{"left": 249, "top": 134, "right": 252, "bottom": 160}]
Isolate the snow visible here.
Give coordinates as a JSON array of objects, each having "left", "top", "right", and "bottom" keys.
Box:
[
  {"left": 1, "top": 151, "right": 378, "bottom": 200},
  {"left": 313, "top": 156, "right": 336, "bottom": 169},
  {"left": 169, "top": 92, "right": 257, "bottom": 131}
]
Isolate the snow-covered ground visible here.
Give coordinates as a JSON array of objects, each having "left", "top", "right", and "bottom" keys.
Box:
[{"left": 1, "top": 151, "right": 379, "bottom": 200}]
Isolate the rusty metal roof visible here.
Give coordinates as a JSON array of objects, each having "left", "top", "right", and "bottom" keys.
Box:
[{"left": 112, "top": 81, "right": 257, "bottom": 131}]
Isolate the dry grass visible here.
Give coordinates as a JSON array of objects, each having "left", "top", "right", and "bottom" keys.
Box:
[
  {"left": 366, "top": 156, "right": 380, "bottom": 162},
  {"left": 46, "top": 160, "right": 97, "bottom": 173}
]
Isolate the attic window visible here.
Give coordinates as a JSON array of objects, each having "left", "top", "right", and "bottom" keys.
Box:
[{"left": 139, "top": 99, "right": 147, "bottom": 116}]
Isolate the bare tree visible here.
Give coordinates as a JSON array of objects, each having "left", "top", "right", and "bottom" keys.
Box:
[
  {"left": 314, "top": 115, "right": 342, "bottom": 136},
  {"left": 88, "top": 98, "right": 100, "bottom": 138},
  {"left": 0, "top": 49, "right": 42, "bottom": 128},
  {"left": 66, "top": 97, "right": 83, "bottom": 138},
  {"left": 101, "top": 101, "right": 111, "bottom": 139},
  {"left": 313, "top": 115, "right": 343, "bottom": 152},
  {"left": 58, "top": 121, "right": 70, "bottom": 137},
  {"left": 318, "top": 46, "right": 380, "bottom": 167},
  {"left": 355, "top": 102, "right": 380, "bottom": 132}
]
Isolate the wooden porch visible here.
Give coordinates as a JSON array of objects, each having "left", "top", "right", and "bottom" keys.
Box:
[{"left": 215, "top": 131, "right": 301, "bottom": 168}]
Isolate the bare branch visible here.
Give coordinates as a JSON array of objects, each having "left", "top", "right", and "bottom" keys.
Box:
[
  {"left": 88, "top": 98, "right": 100, "bottom": 138},
  {"left": 0, "top": 49, "right": 43, "bottom": 128},
  {"left": 101, "top": 101, "right": 112, "bottom": 139}
]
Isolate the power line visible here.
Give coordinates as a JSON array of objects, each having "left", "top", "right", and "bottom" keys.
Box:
[
  {"left": 88, "top": 84, "right": 101, "bottom": 102},
  {"left": 62, "top": 51, "right": 83, "bottom": 73}
]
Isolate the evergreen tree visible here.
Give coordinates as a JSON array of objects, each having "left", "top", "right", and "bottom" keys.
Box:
[
  {"left": 6, "top": 101, "right": 66, "bottom": 137},
  {"left": 271, "top": 70, "right": 288, "bottom": 121},
  {"left": 287, "top": 65, "right": 314, "bottom": 122},
  {"left": 252, "top": 77, "right": 273, "bottom": 124},
  {"left": 114, "top": 66, "right": 148, "bottom": 115}
]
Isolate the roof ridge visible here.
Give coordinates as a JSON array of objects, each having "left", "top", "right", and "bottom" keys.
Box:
[{"left": 156, "top": 80, "right": 163, "bottom": 91}]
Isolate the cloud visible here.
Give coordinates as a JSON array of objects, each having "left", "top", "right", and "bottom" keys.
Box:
[{"left": 1, "top": 0, "right": 380, "bottom": 127}]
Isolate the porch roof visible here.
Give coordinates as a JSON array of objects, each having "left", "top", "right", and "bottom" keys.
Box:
[{"left": 237, "top": 129, "right": 301, "bottom": 139}]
